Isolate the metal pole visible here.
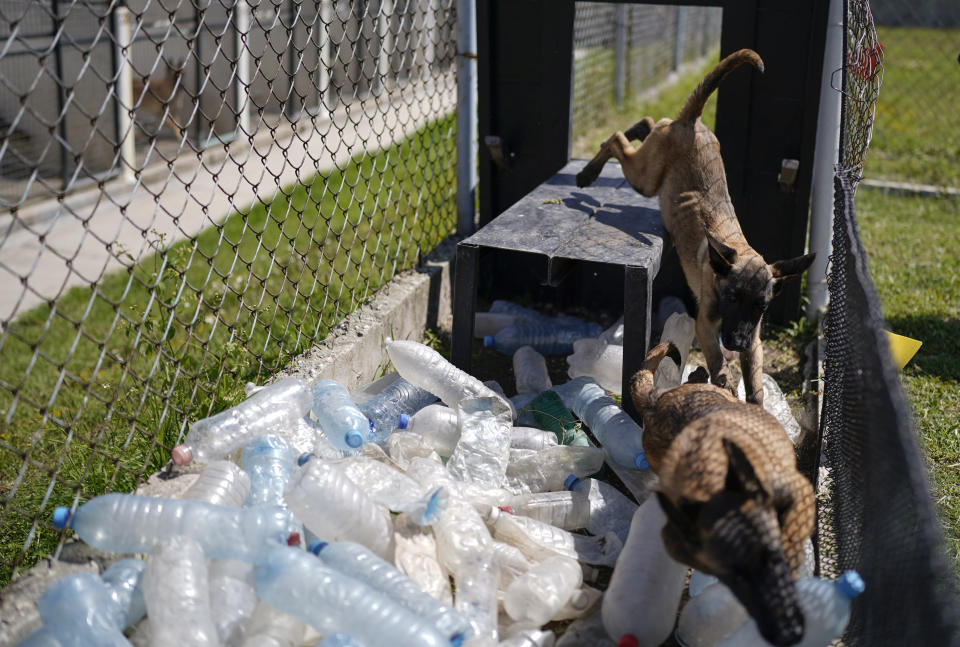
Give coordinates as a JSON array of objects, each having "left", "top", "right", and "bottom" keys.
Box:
[
  {"left": 318, "top": 0, "right": 331, "bottom": 118},
  {"left": 455, "top": 0, "right": 477, "bottom": 236},
  {"left": 113, "top": 6, "right": 136, "bottom": 183},
  {"left": 806, "top": 0, "right": 843, "bottom": 322},
  {"left": 234, "top": 0, "right": 252, "bottom": 140},
  {"left": 51, "top": 0, "right": 70, "bottom": 191},
  {"left": 614, "top": 5, "right": 627, "bottom": 106}
]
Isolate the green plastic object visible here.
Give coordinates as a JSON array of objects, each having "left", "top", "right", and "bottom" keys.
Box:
[{"left": 529, "top": 390, "right": 579, "bottom": 445}]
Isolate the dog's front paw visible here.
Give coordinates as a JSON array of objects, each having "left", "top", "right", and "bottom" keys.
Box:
[{"left": 712, "top": 367, "right": 737, "bottom": 397}]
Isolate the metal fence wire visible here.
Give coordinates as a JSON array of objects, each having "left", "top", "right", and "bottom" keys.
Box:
[
  {"left": 816, "top": 0, "right": 960, "bottom": 643},
  {"left": 0, "top": 0, "right": 459, "bottom": 585}
]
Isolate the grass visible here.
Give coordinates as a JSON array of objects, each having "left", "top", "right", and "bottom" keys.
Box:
[
  {"left": 0, "top": 113, "right": 456, "bottom": 585},
  {"left": 865, "top": 26, "right": 960, "bottom": 187},
  {"left": 855, "top": 190, "right": 960, "bottom": 570}
]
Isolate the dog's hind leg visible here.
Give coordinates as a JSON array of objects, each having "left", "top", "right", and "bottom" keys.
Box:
[
  {"left": 576, "top": 131, "right": 638, "bottom": 188},
  {"left": 623, "top": 116, "right": 655, "bottom": 143}
]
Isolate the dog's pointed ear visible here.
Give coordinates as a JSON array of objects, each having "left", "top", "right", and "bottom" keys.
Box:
[
  {"left": 707, "top": 233, "right": 737, "bottom": 277},
  {"left": 723, "top": 438, "right": 768, "bottom": 500},
  {"left": 770, "top": 253, "right": 816, "bottom": 281}
]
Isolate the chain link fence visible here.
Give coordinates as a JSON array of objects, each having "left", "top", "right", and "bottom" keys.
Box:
[
  {"left": 861, "top": 0, "right": 960, "bottom": 188},
  {"left": 0, "top": 0, "right": 459, "bottom": 586},
  {"left": 816, "top": 0, "right": 960, "bottom": 643},
  {"left": 571, "top": 2, "right": 722, "bottom": 146}
]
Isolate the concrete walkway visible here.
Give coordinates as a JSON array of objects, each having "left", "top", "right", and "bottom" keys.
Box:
[{"left": 0, "top": 74, "right": 456, "bottom": 322}]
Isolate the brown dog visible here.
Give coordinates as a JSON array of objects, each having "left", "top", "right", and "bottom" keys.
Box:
[
  {"left": 132, "top": 60, "right": 186, "bottom": 141},
  {"left": 577, "top": 49, "right": 815, "bottom": 405},
  {"left": 631, "top": 341, "right": 815, "bottom": 646}
]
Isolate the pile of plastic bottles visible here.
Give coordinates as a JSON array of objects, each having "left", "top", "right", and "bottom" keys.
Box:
[{"left": 26, "top": 301, "right": 858, "bottom": 647}]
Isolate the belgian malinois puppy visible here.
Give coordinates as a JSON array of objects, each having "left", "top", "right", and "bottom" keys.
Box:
[
  {"left": 577, "top": 49, "right": 815, "bottom": 405},
  {"left": 631, "top": 341, "right": 815, "bottom": 646}
]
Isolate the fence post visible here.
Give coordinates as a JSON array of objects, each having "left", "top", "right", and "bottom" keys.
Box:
[
  {"left": 113, "top": 6, "right": 137, "bottom": 183},
  {"left": 614, "top": 5, "right": 627, "bottom": 106},
  {"left": 317, "top": 0, "right": 331, "bottom": 117},
  {"left": 456, "top": 0, "right": 477, "bottom": 236},
  {"left": 234, "top": 0, "right": 251, "bottom": 139},
  {"left": 377, "top": 0, "right": 393, "bottom": 95}
]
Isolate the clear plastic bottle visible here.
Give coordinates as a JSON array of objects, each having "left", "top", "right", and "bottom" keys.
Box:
[
  {"left": 386, "top": 431, "right": 444, "bottom": 469},
  {"left": 653, "top": 312, "right": 695, "bottom": 390},
  {"left": 315, "top": 633, "right": 366, "bottom": 647},
  {"left": 513, "top": 346, "right": 552, "bottom": 395},
  {"left": 675, "top": 582, "right": 748, "bottom": 647},
  {"left": 474, "top": 311, "right": 519, "bottom": 338},
  {"left": 208, "top": 559, "right": 258, "bottom": 645},
  {"left": 737, "top": 373, "right": 803, "bottom": 445},
  {"left": 338, "top": 456, "right": 447, "bottom": 525},
  {"left": 447, "top": 397, "right": 513, "bottom": 488},
  {"left": 488, "top": 300, "right": 550, "bottom": 323},
  {"left": 599, "top": 315, "right": 624, "bottom": 345},
  {"left": 490, "top": 540, "right": 533, "bottom": 588},
  {"left": 564, "top": 476, "right": 637, "bottom": 543},
  {"left": 142, "top": 535, "right": 219, "bottom": 647},
  {"left": 566, "top": 338, "right": 623, "bottom": 394},
  {"left": 404, "top": 404, "right": 461, "bottom": 457},
  {"left": 504, "top": 445, "right": 605, "bottom": 494},
  {"left": 34, "top": 573, "right": 134, "bottom": 647},
  {"left": 238, "top": 601, "right": 307, "bottom": 647},
  {"left": 182, "top": 460, "right": 252, "bottom": 507},
  {"left": 510, "top": 427, "right": 559, "bottom": 451},
  {"left": 716, "top": 571, "right": 865, "bottom": 647},
  {"left": 601, "top": 497, "right": 687, "bottom": 647},
  {"left": 358, "top": 377, "right": 438, "bottom": 444},
  {"left": 386, "top": 340, "right": 503, "bottom": 410},
  {"left": 310, "top": 379, "right": 369, "bottom": 451},
  {"left": 283, "top": 458, "right": 392, "bottom": 557},
  {"left": 101, "top": 558, "right": 147, "bottom": 629},
  {"left": 568, "top": 380, "right": 648, "bottom": 470},
  {"left": 484, "top": 322, "right": 604, "bottom": 356},
  {"left": 14, "top": 629, "right": 62, "bottom": 647},
  {"left": 486, "top": 506, "right": 581, "bottom": 563},
  {"left": 504, "top": 555, "right": 583, "bottom": 626},
  {"left": 393, "top": 514, "right": 453, "bottom": 605},
  {"left": 171, "top": 377, "right": 313, "bottom": 465},
  {"left": 53, "top": 494, "right": 294, "bottom": 563},
  {"left": 310, "top": 540, "right": 472, "bottom": 645},
  {"left": 499, "top": 629, "right": 557, "bottom": 647},
  {"left": 254, "top": 546, "right": 452, "bottom": 647},
  {"left": 242, "top": 435, "right": 297, "bottom": 508},
  {"left": 453, "top": 550, "right": 501, "bottom": 644},
  {"left": 688, "top": 570, "right": 719, "bottom": 598},
  {"left": 504, "top": 490, "right": 591, "bottom": 531}
]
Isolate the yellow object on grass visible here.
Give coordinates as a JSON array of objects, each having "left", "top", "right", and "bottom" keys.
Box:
[{"left": 886, "top": 331, "right": 922, "bottom": 370}]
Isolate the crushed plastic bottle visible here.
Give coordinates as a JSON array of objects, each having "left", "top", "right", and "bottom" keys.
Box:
[
  {"left": 510, "top": 427, "right": 559, "bottom": 450},
  {"left": 675, "top": 581, "right": 748, "bottom": 647},
  {"left": 486, "top": 506, "right": 621, "bottom": 567},
  {"left": 310, "top": 379, "right": 369, "bottom": 451},
  {"left": 503, "top": 555, "right": 583, "bottom": 626},
  {"left": 505, "top": 445, "right": 605, "bottom": 494},
  {"left": 208, "top": 559, "right": 258, "bottom": 645},
  {"left": 387, "top": 431, "right": 444, "bottom": 469},
  {"left": 392, "top": 513, "right": 453, "bottom": 605},
  {"left": 242, "top": 435, "right": 297, "bottom": 508},
  {"left": 171, "top": 377, "right": 313, "bottom": 465},
  {"left": 310, "top": 540, "right": 472, "bottom": 645},
  {"left": 401, "top": 403, "right": 460, "bottom": 457},
  {"left": 283, "top": 458, "right": 392, "bottom": 558},
  {"left": 359, "top": 377, "right": 438, "bottom": 444},
  {"left": 453, "top": 551, "right": 500, "bottom": 644},
  {"left": 254, "top": 546, "right": 451, "bottom": 647},
  {"left": 602, "top": 497, "right": 687, "bottom": 646},
  {"left": 564, "top": 476, "right": 637, "bottom": 543},
  {"left": 238, "top": 601, "right": 307, "bottom": 647},
  {"left": 566, "top": 338, "right": 623, "bottom": 394},
  {"left": 504, "top": 490, "right": 591, "bottom": 531},
  {"left": 513, "top": 346, "right": 553, "bottom": 394},
  {"left": 100, "top": 558, "right": 148, "bottom": 630},
  {"left": 484, "top": 322, "right": 604, "bottom": 356},
  {"left": 599, "top": 315, "right": 624, "bottom": 346},
  {"left": 52, "top": 494, "right": 294, "bottom": 563},
  {"left": 337, "top": 456, "right": 448, "bottom": 525},
  {"left": 447, "top": 397, "right": 513, "bottom": 488},
  {"left": 182, "top": 460, "right": 252, "bottom": 507},
  {"left": 737, "top": 373, "right": 803, "bottom": 445},
  {"left": 32, "top": 573, "right": 133, "bottom": 647},
  {"left": 142, "top": 535, "right": 219, "bottom": 647}
]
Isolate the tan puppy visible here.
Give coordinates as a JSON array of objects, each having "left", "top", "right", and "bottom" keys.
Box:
[
  {"left": 631, "top": 341, "right": 815, "bottom": 646},
  {"left": 577, "top": 49, "right": 815, "bottom": 405}
]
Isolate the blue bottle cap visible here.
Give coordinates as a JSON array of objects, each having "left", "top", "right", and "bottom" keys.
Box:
[
  {"left": 308, "top": 539, "right": 328, "bottom": 555},
  {"left": 52, "top": 507, "right": 72, "bottom": 530},
  {"left": 297, "top": 452, "right": 313, "bottom": 467},
  {"left": 634, "top": 452, "right": 650, "bottom": 470},
  {"left": 450, "top": 632, "right": 466, "bottom": 647},
  {"left": 397, "top": 413, "right": 410, "bottom": 430},
  {"left": 369, "top": 418, "right": 375, "bottom": 431},
  {"left": 836, "top": 570, "right": 865, "bottom": 599},
  {"left": 345, "top": 431, "right": 363, "bottom": 448},
  {"left": 564, "top": 474, "right": 580, "bottom": 491},
  {"left": 483, "top": 335, "right": 495, "bottom": 348}
]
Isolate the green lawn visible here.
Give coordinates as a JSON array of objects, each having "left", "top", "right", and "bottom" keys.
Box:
[
  {"left": 855, "top": 190, "right": 960, "bottom": 570},
  {"left": 865, "top": 26, "right": 960, "bottom": 187},
  {"left": 0, "top": 114, "right": 456, "bottom": 585}
]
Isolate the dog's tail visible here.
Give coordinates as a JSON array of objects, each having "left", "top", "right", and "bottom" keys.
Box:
[
  {"left": 676, "top": 49, "right": 764, "bottom": 123},
  {"left": 629, "top": 341, "right": 682, "bottom": 413}
]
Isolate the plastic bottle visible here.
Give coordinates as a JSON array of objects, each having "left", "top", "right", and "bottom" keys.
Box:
[
  {"left": 499, "top": 629, "right": 557, "bottom": 647},
  {"left": 33, "top": 573, "right": 133, "bottom": 647},
  {"left": 310, "top": 540, "right": 472, "bottom": 644},
  {"left": 510, "top": 427, "right": 559, "bottom": 450},
  {"left": 392, "top": 514, "right": 453, "bottom": 605},
  {"left": 504, "top": 555, "right": 583, "bottom": 626},
  {"left": 737, "top": 373, "right": 803, "bottom": 445},
  {"left": 504, "top": 445, "right": 605, "bottom": 494},
  {"left": 484, "top": 321, "right": 604, "bottom": 356},
  {"left": 403, "top": 404, "right": 461, "bottom": 457},
  {"left": 653, "top": 312, "right": 696, "bottom": 390},
  {"left": 310, "top": 379, "right": 369, "bottom": 451},
  {"left": 511, "top": 392, "right": 539, "bottom": 428},
  {"left": 208, "top": 559, "right": 258, "bottom": 645},
  {"left": 254, "top": 546, "right": 452, "bottom": 647},
  {"left": 52, "top": 494, "right": 294, "bottom": 563},
  {"left": 488, "top": 300, "right": 551, "bottom": 323},
  {"left": 599, "top": 315, "right": 625, "bottom": 345},
  {"left": 513, "top": 346, "right": 553, "bottom": 394},
  {"left": 171, "top": 377, "right": 313, "bottom": 465},
  {"left": 101, "top": 558, "right": 148, "bottom": 629},
  {"left": 238, "top": 602, "right": 307, "bottom": 647},
  {"left": 453, "top": 550, "right": 501, "bottom": 644},
  {"left": 601, "top": 497, "right": 687, "bottom": 647},
  {"left": 351, "top": 371, "right": 401, "bottom": 405},
  {"left": 242, "top": 435, "right": 297, "bottom": 508},
  {"left": 528, "top": 390, "right": 580, "bottom": 444},
  {"left": 566, "top": 338, "right": 623, "bottom": 394},
  {"left": 182, "top": 460, "right": 252, "bottom": 507},
  {"left": 688, "top": 570, "right": 719, "bottom": 598},
  {"left": 716, "top": 571, "right": 864, "bottom": 647},
  {"left": 337, "top": 456, "right": 448, "bottom": 525},
  {"left": 504, "top": 490, "right": 591, "bottom": 531},
  {"left": 315, "top": 634, "right": 366, "bottom": 647},
  {"left": 358, "top": 377, "right": 438, "bottom": 444},
  {"left": 386, "top": 339, "right": 504, "bottom": 410},
  {"left": 474, "top": 311, "right": 519, "bottom": 338},
  {"left": 447, "top": 397, "right": 513, "bottom": 488},
  {"left": 486, "top": 506, "right": 621, "bottom": 567},
  {"left": 14, "top": 629, "right": 62, "bottom": 647},
  {"left": 565, "top": 476, "right": 637, "bottom": 543},
  {"left": 142, "top": 535, "right": 219, "bottom": 647},
  {"left": 490, "top": 540, "right": 534, "bottom": 588},
  {"left": 283, "top": 458, "right": 392, "bottom": 557},
  {"left": 386, "top": 431, "right": 444, "bottom": 469},
  {"left": 675, "top": 582, "right": 748, "bottom": 647},
  {"left": 564, "top": 379, "right": 648, "bottom": 470}
]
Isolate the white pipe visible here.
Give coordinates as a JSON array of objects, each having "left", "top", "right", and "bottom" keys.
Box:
[
  {"left": 234, "top": 0, "right": 251, "bottom": 139},
  {"left": 806, "top": 0, "right": 844, "bottom": 322},
  {"left": 456, "top": 0, "right": 477, "bottom": 236},
  {"left": 115, "top": 7, "right": 136, "bottom": 183}
]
